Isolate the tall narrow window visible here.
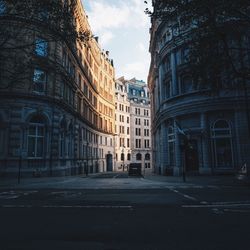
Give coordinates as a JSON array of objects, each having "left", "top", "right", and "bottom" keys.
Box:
[
  {"left": 212, "top": 120, "right": 233, "bottom": 168},
  {"left": 33, "top": 69, "right": 46, "bottom": 93},
  {"left": 181, "top": 75, "right": 193, "bottom": 94},
  {"left": 0, "top": 1, "right": 6, "bottom": 15},
  {"left": 35, "top": 38, "right": 48, "bottom": 57},
  {"left": 28, "top": 115, "right": 46, "bottom": 158}
]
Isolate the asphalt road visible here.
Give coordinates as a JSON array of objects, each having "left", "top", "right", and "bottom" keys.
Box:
[{"left": 0, "top": 173, "right": 250, "bottom": 250}]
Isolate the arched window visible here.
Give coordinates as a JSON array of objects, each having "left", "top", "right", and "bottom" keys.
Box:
[
  {"left": 127, "top": 153, "right": 131, "bottom": 161},
  {"left": 212, "top": 120, "right": 233, "bottom": 168},
  {"left": 121, "top": 153, "right": 124, "bottom": 161},
  {"left": 27, "top": 115, "right": 46, "bottom": 158},
  {"left": 136, "top": 153, "right": 142, "bottom": 161},
  {"left": 145, "top": 153, "right": 150, "bottom": 160}
]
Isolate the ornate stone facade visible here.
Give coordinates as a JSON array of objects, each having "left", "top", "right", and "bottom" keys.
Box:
[
  {"left": 148, "top": 1, "right": 250, "bottom": 176},
  {"left": 115, "top": 77, "right": 152, "bottom": 175},
  {"left": 0, "top": 0, "right": 115, "bottom": 177}
]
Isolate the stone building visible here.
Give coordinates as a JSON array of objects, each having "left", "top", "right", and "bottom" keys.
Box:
[
  {"left": 114, "top": 78, "right": 131, "bottom": 171},
  {"left": 148, "top": 1, "right": 250, "bottom": 176},
  {"left": 115, "top": 77, "right": 152, "bottom": 175},
  {"left": 0, "top": 0, "right": 115, "bottom": 177}
]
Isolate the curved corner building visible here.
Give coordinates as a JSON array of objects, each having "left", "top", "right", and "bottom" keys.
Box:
[
  {"left": 148, "top": 1, "right": 250, "bottom": 176},
  {"left": 0, "top": 0, "right": 115, "bottom": 177}
]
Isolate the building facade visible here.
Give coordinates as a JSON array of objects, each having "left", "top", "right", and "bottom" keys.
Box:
[
  {"left": 0, "top": 0, "right": 115, "bottom": 177},
  {"left": 148, "top": 1, "right": 250, "bottom": 176},
  {"left": 114, "top": 78, "right": 131, "bottom": 171},
  {"left": 115, "top": 77, "right": 152, "bottom": 175}
]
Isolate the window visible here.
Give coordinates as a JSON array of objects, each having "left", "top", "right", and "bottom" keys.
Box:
[
  {"left": 145, "top": 163, "right": 151, "bottom": 168},
  {"left": 135, "top": 139, "right": 141, "bottom": 148},
  {"left": 144, "top": 139, "right": 150, "bottom": 148},
  {"left": 27, "top": 115, "right": 46, "bottom": 158},
  {"left": 136, "top": 153, "right": 142, "bottom": 161},
  {"left": 181, "top": 75, "right": 193, "bottom": 94},
  {"left": 164, "top": 55, "right": 171, "bottom": 72},
  {"left": 182, "top": 47, "right": 190, "bottom": 63},
  {"left": 127, "top": 153, "right": 131, "bottom": 161},
  {"left": 33, "top": 69, "right": 46, "bottom": 93},
  {"left": 121, "top": 153, "right": 124, "bottom": 161},
  {"left": 0, "top": 1, "right": 6, "bottom": 15},
  {"left": 145, "top": 153, "right": 150, "bottom": 160},
  {"left": 212, "top": 120, "right": 233, "bottom": 168},
  {"left": 135, "top": 128, "right": 141, "bottom": 136},
  {"left": 35, "top": 38, "right": 48, "bottom": 57},
  {"left": 165, "top": 80, "right": 171, "bottom": 98},
  {"left": 127, "top": 138, "right": 130, "bottom": 147}
]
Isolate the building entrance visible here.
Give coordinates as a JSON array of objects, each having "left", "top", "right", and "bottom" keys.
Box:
[
  {"left": 185, "top": 140, "right": 199, "bottom": 172},
  {"left": 106, "top": 154, "right": 113, "bottom": 172}
]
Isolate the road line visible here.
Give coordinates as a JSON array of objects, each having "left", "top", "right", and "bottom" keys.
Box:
[
  {"left": 182, "top": 203, "right": 250, "bottom": 208},
  {"left": 210, "top": 200, "right": 250, "bottom": 205},
  {"left": 1, "top": 205, "right": 133, "bottom": 209},
  {"left": 169, "top": 188, "right": 197, "bottom": 201},
  {"left": 223, "top": 209, "right": 250, "bottom": 213}
]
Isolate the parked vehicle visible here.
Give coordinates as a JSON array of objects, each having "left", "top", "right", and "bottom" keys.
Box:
[{"left": 128, "top": 163, "right": 142, "bottom": 176}]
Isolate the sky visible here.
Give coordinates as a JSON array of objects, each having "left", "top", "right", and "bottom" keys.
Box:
[{"left": 82, "top": 0, "right": 151, "bottom": 82}]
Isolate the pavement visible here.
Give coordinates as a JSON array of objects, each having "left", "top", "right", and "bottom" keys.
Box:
[{"left": 0, "top": 172, "right": 249, "bottom": 189}]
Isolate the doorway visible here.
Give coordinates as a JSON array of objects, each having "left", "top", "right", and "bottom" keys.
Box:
[
  {"left": 185, "top": 140, "right": 199, "bottom": 172},
  {"left": 106, "top": 154, "right": 113, "bottom": 172}
]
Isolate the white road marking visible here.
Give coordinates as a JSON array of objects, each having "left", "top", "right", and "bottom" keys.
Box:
[
  {"left": 169, "top": 188, "right": 197, "bottom": 201},
  {"left": 182, "top": 203, "right": 250, "bottom": 208},
  {"left": 223, "top": 209, "right": 250, "bottom": 213},
  {"left": 1, "top": 205, "right": 133, "bottom": 209},
  {"left": 212, "top": 208, "right": 224, "bottom": 214}
]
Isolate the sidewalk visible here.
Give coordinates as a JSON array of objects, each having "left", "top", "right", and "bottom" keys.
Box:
[
  {"left": 0, "top": 172, "right": 249, "bottom": 189},
  {"left": 143, "top": 173, "right": 250, "bottom": 187}
]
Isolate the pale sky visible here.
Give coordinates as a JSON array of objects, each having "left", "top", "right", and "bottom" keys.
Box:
[{"left": 82, "top": 0, "right": 151, "bottom": 82}]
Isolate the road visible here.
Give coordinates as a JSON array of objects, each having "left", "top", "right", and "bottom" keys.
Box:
[{"left": 0, "top": 172, "right": 250, "bottom": 250}]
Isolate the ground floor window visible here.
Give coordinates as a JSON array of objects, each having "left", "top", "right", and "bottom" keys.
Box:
[
  {"left": 27, "top": 115, "right": 46, "bottom": 158},
  {"left": 212, "top": 120, "right": 233, "bottom": 168},
  {"left": 145, "top": 163, "right": 151, "bottom": 168}
]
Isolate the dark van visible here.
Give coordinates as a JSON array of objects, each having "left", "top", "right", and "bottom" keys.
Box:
[{"left": 128, "top": 163, "right": 142, "bottom": 176}]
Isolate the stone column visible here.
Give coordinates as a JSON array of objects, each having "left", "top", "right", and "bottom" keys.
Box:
[
  {"left": 171, "top": 51, "right": 178, "bottom": 96},
  {"left": 159, "top": 65, "right": 164, "bottom": 104},
  {"left": 200, "top": 113, "right": 211, "bottom": 174},
  {"left": 160, "top": 122, "right": 168, "bottom": 174},
  {"left": 173, "top": 119, "right": 181, "bottom": 176}
]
